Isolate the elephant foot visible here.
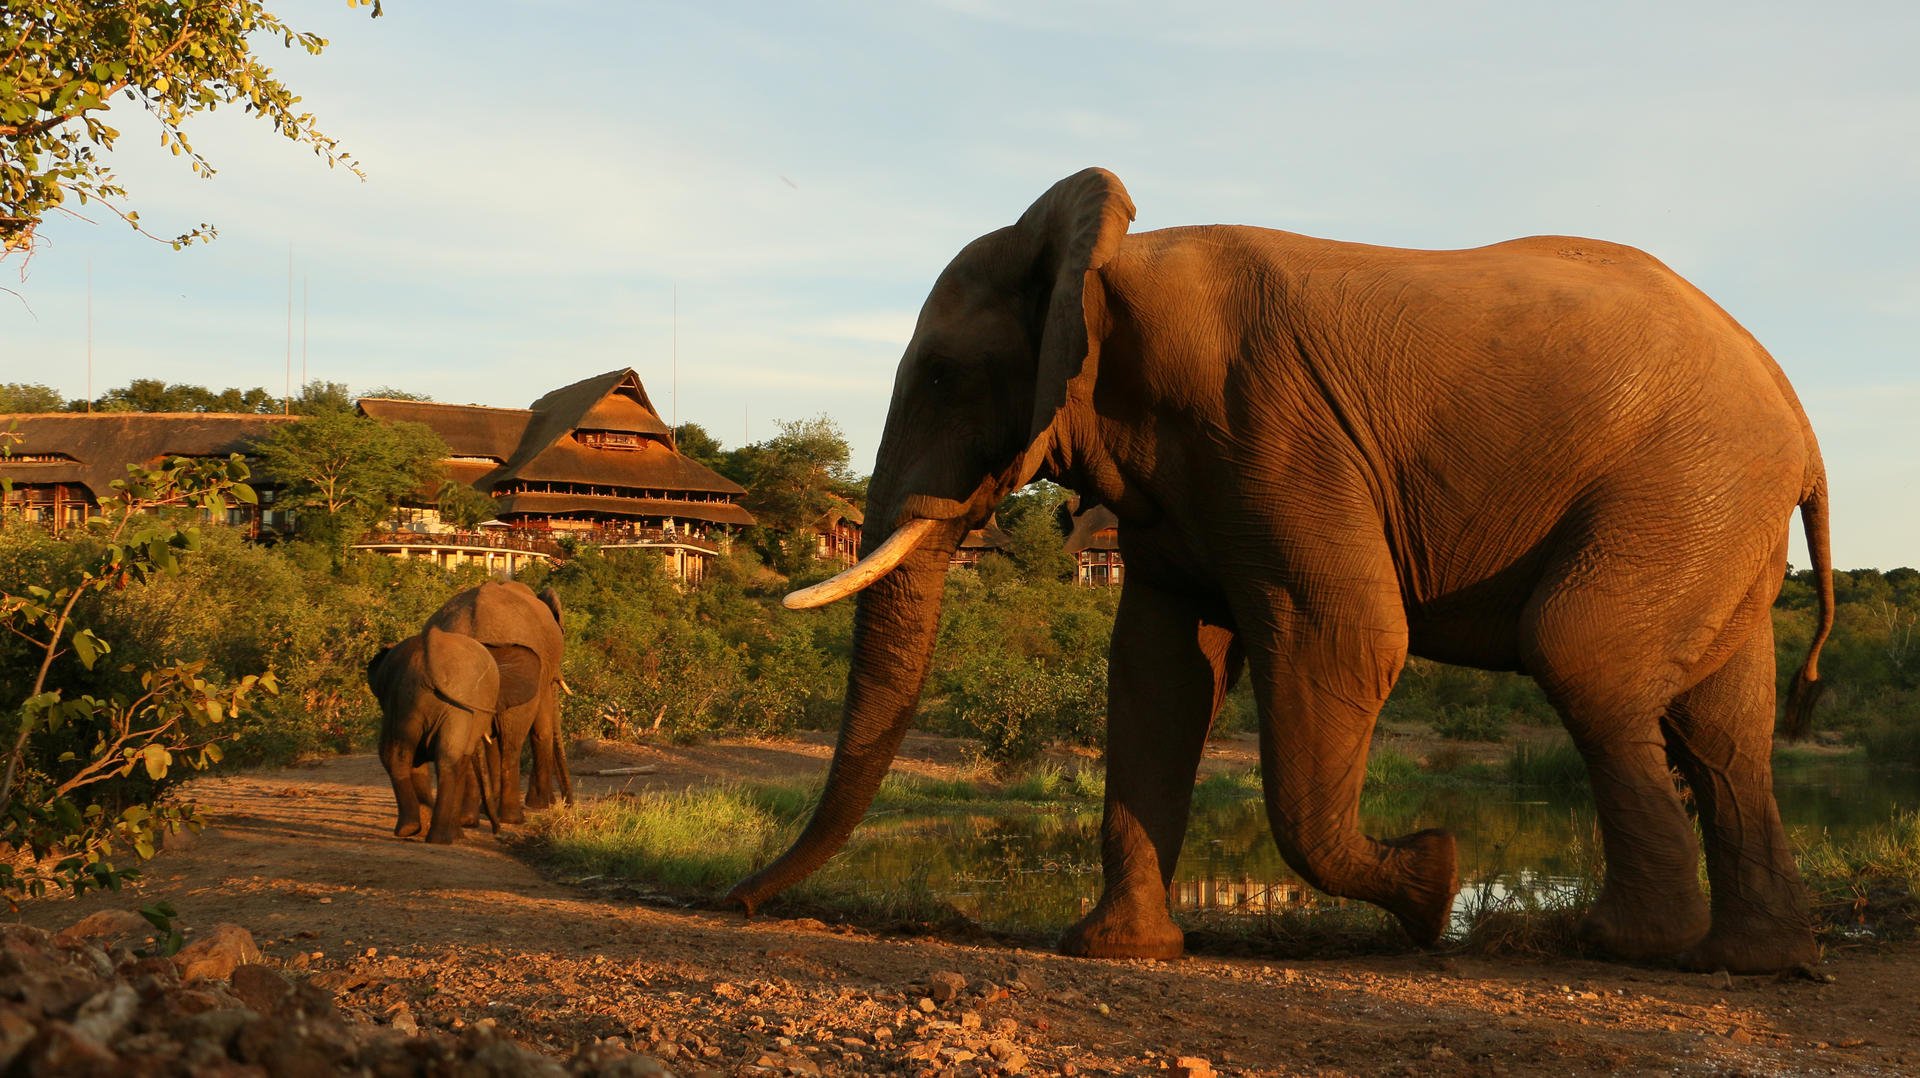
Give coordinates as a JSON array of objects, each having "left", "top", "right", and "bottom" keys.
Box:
[
  {"left": 1577, "top": 888, "right": 1710, "bottom": 962},
  {"left": 459, "top": 812, "right": 480, "bottom": 827},
  {"left": 425, "top": 830, "right": 459, "bottom": 846},
  {"left": 1059, "top": 897, "right": 1185, "bottom": 960},
  {"left": 524, "top": 789, "right": 554, "bottom": 811},
  {"left": 1378, "top": 828, "right": 1459, "bottom": 946},
  {"left": 499, "top": 805, "right": 527, "bottom": 826},
  {"left": 394, "top": 819, "right": 423, "bottom": 839},
  {"left": 1678, "top": 921, "right": 1818, "bottom": 974}
]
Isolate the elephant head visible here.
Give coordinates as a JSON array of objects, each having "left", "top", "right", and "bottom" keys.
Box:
[{"left": 728, "top": 169, "right": 1135, "bottom": 911}]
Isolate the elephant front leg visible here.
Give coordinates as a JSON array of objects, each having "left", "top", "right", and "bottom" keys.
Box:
[
  {"left": 1243, "top": 589, "right": 1458, "bottom": 945},
  {"left": 1061, "top": 585, "right": 1236, "bottom": 960}
]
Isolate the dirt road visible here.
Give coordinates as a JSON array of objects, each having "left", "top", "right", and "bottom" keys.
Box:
[{"left": 15, "top": 736, "right": 1919, "bottom": 1076}]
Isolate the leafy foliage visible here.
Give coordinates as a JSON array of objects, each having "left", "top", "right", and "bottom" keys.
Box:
[
  {"left": 250, "top": 409, "right": 447, "bottom": 550},
  {"left": 0, "top": 451, "right": 274, "bottom": 904},
  {"left": 1, "top": 0, "right": 379, "bottom": 260},
  {"left": 0, "top": 383, "right": 68, "bottom": 412}
]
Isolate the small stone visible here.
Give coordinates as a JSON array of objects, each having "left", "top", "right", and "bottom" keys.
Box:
[
  {"left": 1000, "top": 1049, "right": 1029, "bottom": 1074},
  {"left": 960, "top": 1012, "right": 982, "bottom": 1030},
  {"left": 229, "top": 963, "right": 293, "bottom": 1015},
  {"left": 0, "top": 1012, "right": 36, "bottom": 1070},
  {"left": 364, "top": 947, "right": 378, "bottom": 958},
  {"left": 872, "top": 1027, "right": 894, "bottom": 1041},
  {"left": 1095, "top": 1002, "right": 1111, "bottom": 1016},
  {"left": 993, "top": 1018, "right": 1018, "bottom": 1036},
  {"left": 1060, "top": 1064, "right": 1079, "bottom": 1077},
  {"left": 988, "top": 1040, "right": 1018, "bottom": 1061},
  {"left": 1429, "top": 1045, "right": 1456, "bottom": 1060},
  {"left": 1172, "top": 1056, "right": 1214, "bottom": 1078},
  {"left": 917, "top": 997, "right": 937, "bottom": 1014},
  {"left": 54, "top": 910, "right": 151, "bottom": 947},
  {"left": 928, "top": 971, "right": 967, "bottom": 1003},
  {"left": 173, "top": 924, "right": 262, "bottom": 983}
]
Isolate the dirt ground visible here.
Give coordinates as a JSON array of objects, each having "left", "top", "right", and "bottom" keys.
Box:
[{"left": 14, "top": 732, "right": 1920, "bottom": 1077}]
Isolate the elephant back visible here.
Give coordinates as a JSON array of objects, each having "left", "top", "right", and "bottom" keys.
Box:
[{"left": 426, "top": 581, "right": 563, "bottom": 674}]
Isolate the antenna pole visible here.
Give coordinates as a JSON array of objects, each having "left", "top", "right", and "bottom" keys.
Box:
[
  {"left": 301, "top": 276, "right": 309, "bottom": 396},
  {"left": 86, "top": 258, "right": 93, "bottom": 412},
  {"left": 284, "top": 245, "right": 293, "bottom": 414},
  {"left": 672, "top": 282, "right": 678, "bottom": 434}
]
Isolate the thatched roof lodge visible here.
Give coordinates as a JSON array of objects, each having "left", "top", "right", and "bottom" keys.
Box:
[
  {"left": 0, "top": 412, "right": 298, "bottom": 530},
  {"left": 356, "top": 369, "right": 753, "bottom": 581}
]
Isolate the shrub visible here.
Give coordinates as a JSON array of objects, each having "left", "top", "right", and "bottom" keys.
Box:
[{"left": 1431, "top": 704, "right": 1508, "bottom": 743}]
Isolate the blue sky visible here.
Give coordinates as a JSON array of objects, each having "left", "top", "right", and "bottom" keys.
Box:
[{"left": 4, "top": 2, "right": 1915, "bottom": 567}]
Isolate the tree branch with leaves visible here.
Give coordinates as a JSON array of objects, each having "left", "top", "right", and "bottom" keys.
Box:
[
  {"left": 1, "top": 0, "right": 381, "bottom": 262},
  {"left": 0, "top": 447, "right": 276, "bottom": 904}
]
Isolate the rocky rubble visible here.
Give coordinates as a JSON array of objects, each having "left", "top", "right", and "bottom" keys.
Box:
[{"left": 0, "top": 915, "right": 675, "bottom": 1076}]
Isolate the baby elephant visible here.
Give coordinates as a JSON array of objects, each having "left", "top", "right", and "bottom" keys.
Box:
[{"left": 368, "top": 626, "right": 500, "bottom": 844}]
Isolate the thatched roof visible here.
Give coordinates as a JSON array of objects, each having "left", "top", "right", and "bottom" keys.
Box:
[
  {"left": 358, "top": 369, "right": 747, "bottom": 505},
  {"left": 1064, "top": 502, "right": 1120, "bottom": 554},
  {"left": 0, "top": 412, "right": 297, "bottom": 500},
  {"left": 957, "top": 518, "right": 1012, "bottom": 552},
  {"left": 491, "top": 494, "right": 755, "bottom": 526}
]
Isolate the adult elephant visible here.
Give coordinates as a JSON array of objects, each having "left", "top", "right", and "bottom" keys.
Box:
[
  {"left": 730, "top": 168, "right": 1835, "bottom": 974},
  {"left": 426, "top": 581, "right": 573, "bottom": 823},
  {"left": 367, "top": 626, "right": 500, "bottom": 845}
]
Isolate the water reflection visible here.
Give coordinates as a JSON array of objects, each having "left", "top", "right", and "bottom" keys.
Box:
[{"left": 822, "top": 757, "right": 1919, "bottom": 937}]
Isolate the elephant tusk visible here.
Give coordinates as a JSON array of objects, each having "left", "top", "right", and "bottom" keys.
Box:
[{"left": 783, "top": 517, "right": 940, "bottom": 610}]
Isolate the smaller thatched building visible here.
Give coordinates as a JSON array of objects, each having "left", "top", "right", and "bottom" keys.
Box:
[{"left": 0, "top": 412, "right": 297, "bottom": 531}]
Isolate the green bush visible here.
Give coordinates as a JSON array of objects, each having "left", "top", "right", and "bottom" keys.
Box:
[{"left": 1431, "top": 704, "right": 1509, "bottom": 743}]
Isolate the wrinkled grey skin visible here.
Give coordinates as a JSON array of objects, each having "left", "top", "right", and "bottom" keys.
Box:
[
  {"left": 425, "top": 581, "right": 572, "bottom": 823},
  {"left": 368, "top": 626, "right": 500, "bottom": 845}
]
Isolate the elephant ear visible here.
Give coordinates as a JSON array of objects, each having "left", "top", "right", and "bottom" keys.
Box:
[
  {"left": 1014, "top": 167, "right": 1135, "bottom": 475},
  {"left": 538, "top": 587, "right": 563, "bottom": 630},
  {"left": 422, "top": 626, "right": 498, "bottom": 713}
]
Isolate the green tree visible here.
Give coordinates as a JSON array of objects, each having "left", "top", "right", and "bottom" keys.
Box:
[
  {"left": 436, "top": 480, "right": 498, "bottom": 530},
  {"left": 359, "top": 385, "right": 433, "bottom": 402},
  {"left": 0, "top": 383, "right": 69, "bottom": 412},
  {"left": 997, "top": 482, "right": 1074, "bottom": 583},
  {"left": 251, "top": 411, "right": 446, "bottom": 550},
  {"left": 731, "top": 416, "right": 866, "bottom": 573},
  {"left": 2, "top": 0, "right": 379, "bottom": 260},
  {"left": 291, "top": 380, "right": 354, "bottom": 415},
  {"left": 0, "top": 453, "right": 274, "bottom": 901},
  {"left": 81, "top": 378, "right": 280, "bottom": 414},
  {"left": 670, "top": 421, "right": 727, "bottom": 473}
]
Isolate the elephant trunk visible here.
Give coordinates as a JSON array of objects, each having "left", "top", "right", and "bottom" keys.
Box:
[{"left": 727, "top": 534, "right": 956, "bottom": 913}]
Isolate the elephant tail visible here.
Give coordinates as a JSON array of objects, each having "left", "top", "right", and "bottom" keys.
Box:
[{"left": 1781, "top": 470, "right": 1834, "bottom": 741}]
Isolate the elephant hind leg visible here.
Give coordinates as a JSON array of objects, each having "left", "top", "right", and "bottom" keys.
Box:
[
  {"left": 382, "top": 744, "right": 425, "bottom": 839},
  {"left": 424, "top": 757, "right": 469, "bottom": 846},
  {"left": 1664, "top": 618, "right": 1816, "bottom": 973},
  {"left": 1521, "top": 569, "right": 1713, "bottom": 961}
]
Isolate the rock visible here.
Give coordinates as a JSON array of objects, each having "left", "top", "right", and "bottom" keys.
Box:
[
  {"left": 1428, "top": 1045, "right": 1456, "bottom": 1060},
  {"left": 928, "top": 971, "right": 967, "bottom": 1003},
  {"left": 17, "top": 1021, "right": 120, "bottom": 1075},
  {"left": 917, "top": 997, "right": 937, "bottom": 1014},
  {"left": 0, "top": 1011, "right": 38, "bottom": 1070},
  {"left": 1172, "top": 1056, "right": 1214, "bottom": 1078},
  {"left": 229, "top": 963, "right": 293, "bottom": 1015},
  {"left": 960, "top": 1011, "right": 982, "bottom": 1030},
  {"left": 173, "top": 924, "right": 262, "bottom": 983},
  {"left": 55, "top": 910, "right": 151, "bottom": 948},
  {"left": 999, "top": 1049, "right": 1029, "bottom": 1074},
  {"left": 70, "top": 984, "right": 139, "bottom": 1043}
]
